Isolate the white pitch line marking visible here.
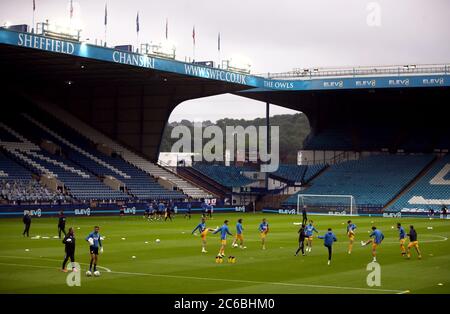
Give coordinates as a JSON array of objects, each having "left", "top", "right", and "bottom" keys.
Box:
[
  {"left": 0, "top": 260, "right": 405, "bottom": 294},
  {"left": 0, "top": 255, "right": 111, "bottom": 272},
  {"left": 108, "top": 270, "right": 404, "bottom": 294}
]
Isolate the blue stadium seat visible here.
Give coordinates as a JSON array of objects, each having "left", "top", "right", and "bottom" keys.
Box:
[
  {"left": 283, "top": 154, "right": 435, "bottom": 210},
  {"left": 389, "top": 154, "right": 450, "bottom": 213}
]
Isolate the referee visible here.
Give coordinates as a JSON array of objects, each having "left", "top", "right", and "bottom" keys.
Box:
[
  {"left": 58, "top": 210, "right": 66, "bottom": 239},
  {"left": 295, "top": 224, "right": 306, "bottom": 256},
  {"left": 62, "top": 227, "right": 76, "bottom": 272}
]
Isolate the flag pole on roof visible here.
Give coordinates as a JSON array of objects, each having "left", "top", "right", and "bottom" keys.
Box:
[
  {"left": 69, "top": 0, "right": 73, "bottom": 26},
  {"left": 136, "top": 11, "right": 140, "bottom": 52},
  {"left": 32, "top": 0, "right": 36, "bottom": 33},
  {"left": 104, "top": 2, "right": 107, "bottom": 46},
  {"left": 217, "top": 32, "right": 221, "bottom": 68},
  {"left": 165, "top": 18, "right": 168, "bottom": 40},
  {"left": 192, "top": 25, "right": 196, "bottom": 62}
]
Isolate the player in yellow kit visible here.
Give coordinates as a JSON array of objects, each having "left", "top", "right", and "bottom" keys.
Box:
[
  {"left": 258, "top": 218, "right": 269, "bottom": 250},
  {"left": 346, "top": 220, "right": 357, "bottom": 254}
]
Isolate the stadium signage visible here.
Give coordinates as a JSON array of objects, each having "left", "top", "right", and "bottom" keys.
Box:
[
  {"left": 328, "top": 210, "right": 347, "bottom": 216},
  {"left": 112, "top": 51, "right": 155, "bottom": 68},
  {"left": 355, "top": 79, "right": 376, "bottom": 87},
  {"left": 263, "top": 80, "right": 294, "bottom": 89},
  {"left": 124, "top": 207, "right": 136, "bottom": 215},
  {"left": 25, "top": 209, "right": 41, "bottom": 217},
  {"left": 383, "top": 212, "right": 401, "bottom": 218},
  {"left": 235, "top": 206, "right": 246, "bottom": 212},
  {"left": 422, "top": 77, "right": 445, "bottom": 85},
  {"left": 74, "top": 208, "right": 91, "bottom": 216},
  {"left": 388, "top": 79, "right": 409, "bottom": 86},
  {"left": 323, "top": 80, "right": 344, "bottom": 88},
  {"left": 278, "top": 209, "right": 297, "bottom": 215},
  {"left": 17, "top": 33, "right": 75, "bottom": 55},
  {"left": 184, "top": 64, "right": 247, "bottom": 85}
]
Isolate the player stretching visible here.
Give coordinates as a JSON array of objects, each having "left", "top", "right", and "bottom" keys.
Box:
[
  {"left": 305, "top": 220, "right": 318, "bottom": 252},
  {"left": 61, "top": 227, "right": 76, "bottom": 272},
  {"left": 213, "top": 220, "right": 232, "bottom": 257},
  {"left": 232, "top": 219, "right": 246, "bottom": 249},
  {"left": 192, "top": 217, "right": 214, "bottom": 253},
  {"left": 397, "top": 223, "right": 406, "bottom": 256},
  {"left": 347, "top": 220, "right": 357, "bottom": 254},
  {"left": 361, "top": 226, "right": 384, "bottom": 262},
  {"left": 86, "top": 226, "right": 103, "bottom": 275},
  {"left": 295, "top": 224, "right": 306, "bottom": 256},
  {"left": 406, "top": 225, "right": 422, "bottom": 259},
  {"left": 318, "top": 228, "right": 337, "bottom": 265},
  {"left": 259, "top": 218, "right": 269, "bottom": 250}
]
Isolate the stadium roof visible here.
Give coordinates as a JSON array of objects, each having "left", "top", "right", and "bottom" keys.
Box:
[{"left": 1, "top": 27, "right": 449, "bottom": 161}]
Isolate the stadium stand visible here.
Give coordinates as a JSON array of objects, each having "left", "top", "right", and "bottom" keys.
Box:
[
  {"left": 270, "top": 164, "right": 326, "bottom": 184},
  {"left": 192, "top": 163, "right": 256, "bottom": 188},
  {"left": 0, "top": 104, "right": 187, "bottom": 201},
  {"left": 36, "top": 102, "right": 212, "bottom": 199},
  {"left": 389, "top": 154, "right": 450, "bottom": 213},
  {"left": 0, "top": 152, "right": 68, "bottom": 203},
  {"left": 283, "top": 154, "right": 435, "bottom": 210}
]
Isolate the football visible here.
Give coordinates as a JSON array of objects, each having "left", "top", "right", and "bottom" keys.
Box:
[
  {"left": 86, "top": 270, "right": 92, "bottom": 277},
  {"left": 94, "top": 271, "right": 101, "bottom": 277},
  {"left": 155, "top": 239, "right": 161, "bottom": 243}
]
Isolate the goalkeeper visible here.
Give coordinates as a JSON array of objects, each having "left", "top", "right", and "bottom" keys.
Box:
[{"left": 85, "top": 226, "right": 103, "bottom": 274}]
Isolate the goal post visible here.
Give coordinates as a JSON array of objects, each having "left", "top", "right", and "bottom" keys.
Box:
[{"left": 297, "top": 194, "right": 357, "bottom": 216}]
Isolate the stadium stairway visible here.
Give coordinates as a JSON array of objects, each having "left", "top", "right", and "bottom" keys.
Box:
[
  {"left": 34, "top": 102, "right": 212, "bottom": 200},
  {"left": 13, "top": 110, "right": 184, "bottom": 200},
  {"left": 388, "top": 154, "right": 450, "bottom": 212},
  {"left": 177, "top": 166, "right": 229, "bottom": 199}
]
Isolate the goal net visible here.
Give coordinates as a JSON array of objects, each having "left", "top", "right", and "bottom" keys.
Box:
[{"left": 297, "top": 194, "right": 357, "bottom": 216}]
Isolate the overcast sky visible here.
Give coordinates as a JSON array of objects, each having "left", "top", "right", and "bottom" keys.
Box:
[{"left": 1, "top": 0, "right": 449, "bottom": 122}]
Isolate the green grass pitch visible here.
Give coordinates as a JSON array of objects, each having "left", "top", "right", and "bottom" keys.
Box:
[{"left": 0, "top": 213, "right": 449, "bottom": 294}]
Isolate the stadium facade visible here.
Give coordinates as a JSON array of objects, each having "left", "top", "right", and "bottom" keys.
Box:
[{"left": 1, "top": 26, "right": 449, "bottom": 218}]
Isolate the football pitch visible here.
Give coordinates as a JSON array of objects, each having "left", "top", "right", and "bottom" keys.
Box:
[{"left": 0, "top": 213, "right": 449, "bottom": 294}]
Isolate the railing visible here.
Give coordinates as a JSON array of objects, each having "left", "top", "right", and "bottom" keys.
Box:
[{"left": 258, "top": 64, "right": 450, "bottom": 80}]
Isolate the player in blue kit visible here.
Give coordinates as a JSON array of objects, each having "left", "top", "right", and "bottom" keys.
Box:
[
  {"left": 305, "top": 220, "right": 318, "bottom": 253},
  {"left": 232, "top": 219, "right": 246, "bottom": 249},
  {"left": 85, "top": 226, "right": 103, "bottom": 275},
  {"left": 362, "top": 226, "right": 384, "bottom": 262},
  {"left": 318, "top": 228, "right": 337, "bottom": 265},
  {"left": 192, "top": 217, "right": 214, "bottom": 253},
  {"left": 213, "top": 220, "right": 232, "bottom": 257}
]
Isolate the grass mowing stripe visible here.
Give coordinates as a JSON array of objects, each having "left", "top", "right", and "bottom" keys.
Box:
[
  {"left": 0, "top": 261, "right": 405, "bottom": 294},
  {"left": 0, "top": 255, "right": 112, "bottom": 272}
]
